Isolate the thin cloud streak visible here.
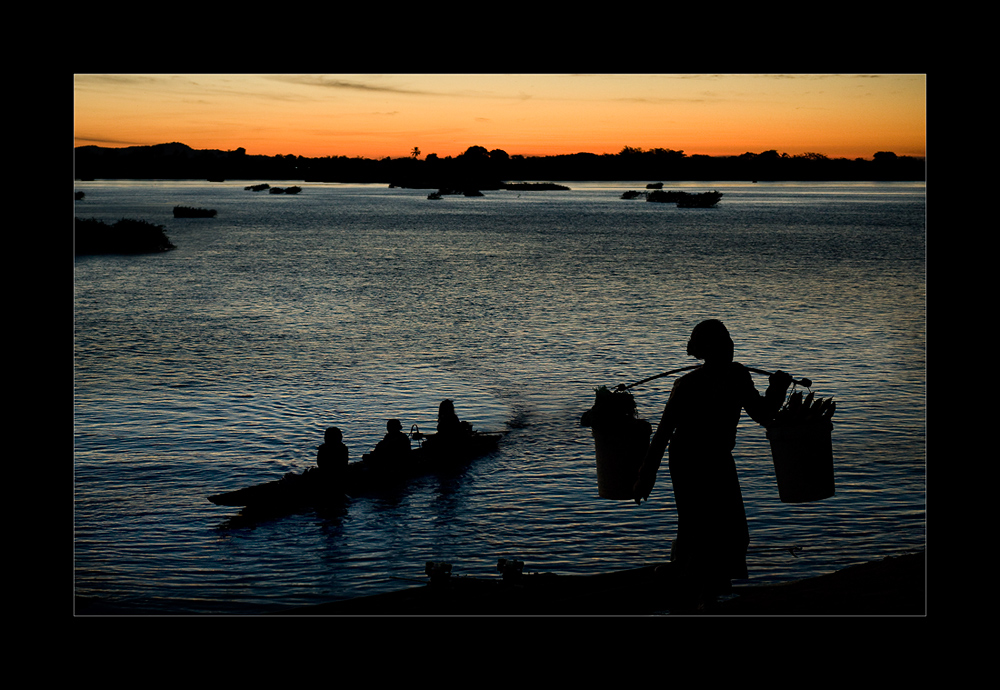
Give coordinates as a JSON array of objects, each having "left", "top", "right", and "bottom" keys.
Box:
[
  {"left": 270, "top": 75, "right": 445, "bottom": 97},
  {"left": 270, "top": 75, "right": 517, "bottom": 101}
]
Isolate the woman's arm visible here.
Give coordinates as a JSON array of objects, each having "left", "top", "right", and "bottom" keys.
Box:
[
  {"left": 743, "top": 368, "right": 793, "bottom": 425},
  {"left": 633, "top": 389, "right": 678, "bottom": 502}
]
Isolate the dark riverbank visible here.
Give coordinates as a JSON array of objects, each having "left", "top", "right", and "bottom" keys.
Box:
[
  {"left": 74, "top": 142, "right": 925, "bottom": 183},
  {"left": 276, "top": 550, "right": 925, "bottom": 616}
]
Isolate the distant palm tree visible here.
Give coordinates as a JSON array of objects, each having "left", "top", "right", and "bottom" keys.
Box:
[{"left": 411, "top": 147, "right": 421, "bottom": 160}]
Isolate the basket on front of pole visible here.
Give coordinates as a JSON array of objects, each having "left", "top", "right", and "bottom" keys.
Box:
[
  {"left": 581, "top": 386, "right": 652, "bottom": 500},
  {"left": 766, "top": 391, "right": 836, "bottom": 503}
]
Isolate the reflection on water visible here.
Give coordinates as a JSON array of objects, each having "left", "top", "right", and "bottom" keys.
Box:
[{"left": 74, "top": 181, "right": 925, "bottom": 613}]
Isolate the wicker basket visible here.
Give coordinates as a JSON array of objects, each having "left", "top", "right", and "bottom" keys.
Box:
[
  {"left": 592, "top": 419, "right": 652, "bottom": 500},
  {"left": 766, "top": 420, "right": 835, "bottom": 503}
]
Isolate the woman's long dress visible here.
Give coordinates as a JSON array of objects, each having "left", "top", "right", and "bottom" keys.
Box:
[{"left": 658, "top": 363, "right": 779, "bottom": 591}]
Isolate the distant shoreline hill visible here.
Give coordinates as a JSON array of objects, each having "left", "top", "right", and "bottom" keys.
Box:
[{"left": 74, "top": 142, "right": 925, "bottom": 183}]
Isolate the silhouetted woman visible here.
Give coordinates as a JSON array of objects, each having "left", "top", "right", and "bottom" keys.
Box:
[
  {"left": 436, "top": 399, "right": 471, "bottom": 436},
  {"left": 633, "top": 319, "right": 792, "bottom": 605},
  {"left": 316, "top": 426, "right": 349, "bottom": 485}
]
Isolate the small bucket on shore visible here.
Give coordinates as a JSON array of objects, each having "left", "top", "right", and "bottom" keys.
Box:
[
  {"left": 766, "top": 420, "right": 835, "bottom": 503},
  {"left": 592, "top": 422, "right": 652, "bottom": 499}
]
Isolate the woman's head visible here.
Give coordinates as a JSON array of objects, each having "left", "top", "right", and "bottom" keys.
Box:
[
  {"left": 687, "top": 319, "right": 734, "bottom": 363},
  {"left": 387, "top": 419, "right": 402, "bottom": 432},
  {"left": 324, "top": 426, "right": 342, "bottom": 443}
]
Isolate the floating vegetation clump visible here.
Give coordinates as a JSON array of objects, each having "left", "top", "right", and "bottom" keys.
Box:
[
  {"left": 245, "top": 183, "right": 301, "bottom": 194},
  {"left": 621, "top": 189, "right": 722, "bottom": 206},
  {"left": 173, "top": 206, "right": 217, "bottom": 218},
  {"left": 647, "top": 189, "right": 723, "bottom": 207},
  {"left": 75, "top": 217, "right": 176, "bottom": 255}
]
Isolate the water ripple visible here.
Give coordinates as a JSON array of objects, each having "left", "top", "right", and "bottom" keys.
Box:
[{"left": 74, "top": 182, "right": 925, "bottom": 612}]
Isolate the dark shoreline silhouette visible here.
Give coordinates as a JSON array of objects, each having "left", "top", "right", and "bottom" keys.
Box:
[
  {"left": 74, "top": 142, "right": 925, "bottom": 184},
  {"left": 269, "top": 550, "right": 924, "bottom": 616}
]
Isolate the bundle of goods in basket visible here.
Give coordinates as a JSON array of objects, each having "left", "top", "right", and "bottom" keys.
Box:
[
  {"left": 766, "top": 390, "right": 836, "bottom": 503},
  {"left": 772, "top": 390, "right": 835, "bottom": 425},
  {"left": 581, "top": 386, "right": 652, "bottom": 500}
]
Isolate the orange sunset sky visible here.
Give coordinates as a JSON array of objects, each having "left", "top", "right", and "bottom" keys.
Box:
[{"left": 73, "top": 73, "right": 926, "bottom": 161}]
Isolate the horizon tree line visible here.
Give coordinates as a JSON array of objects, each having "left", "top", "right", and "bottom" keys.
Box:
[{"left": 74, "top": 142, "right": 925, "bottom": 183}]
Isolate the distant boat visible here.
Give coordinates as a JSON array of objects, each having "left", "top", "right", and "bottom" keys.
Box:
[
  {"left": 208, "top": 429, "right": 503, "bottom": 515},
  {"left": 427, "top": 191, "right": 442, "bottom": 199}
]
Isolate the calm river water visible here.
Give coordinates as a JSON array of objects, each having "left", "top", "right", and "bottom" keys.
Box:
[{"left": 73, "top": 180, "right": 925, "bottom": 614}]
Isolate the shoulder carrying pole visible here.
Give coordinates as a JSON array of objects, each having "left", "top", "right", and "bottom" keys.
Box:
[
  {"left": 617, "top": 365, "right": 702, "bottom": 390},
  {"left": 619, "top": 365, "right": 811, "bottom": 390}
]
